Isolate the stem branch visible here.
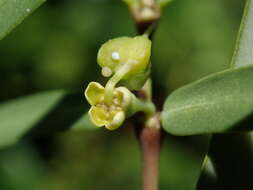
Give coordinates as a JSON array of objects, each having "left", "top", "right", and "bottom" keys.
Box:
[
  {"left": 131, "top": 1, "right": 161, "bottom": 190},
  {"left": 140, "top": 125, "right": 161, "bottom": 190}
]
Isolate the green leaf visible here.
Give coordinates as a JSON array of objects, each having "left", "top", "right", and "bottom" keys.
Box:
[
  {"left": 0, "top": 91, "right": 64, "bottom": 147},
  {"left": 231, "top": 0, "right": 253, "bottom": 68},
  {"left": 25, "top": 92, "right": 92, "bottom": 137},
  {"left": 161, "top": 65, "right": 253, "bottom": 135},
  {"left": 0, "top": 90, "right": 93, "bottom": 147},
  {"left": 160, "top": 135, "right": 210, "bottom": 190},
  {"left": 161, "top": 0, "right": 253, "bottom": 135},
  {"left": 0, "top": 0, "right": 46, "bottom": 40},
  {"left": 197, "top": 156, "right": 217, "bottom": 190}
]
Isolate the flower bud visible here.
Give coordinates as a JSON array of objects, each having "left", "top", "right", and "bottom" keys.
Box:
[{"left": 97, "top": 35, "right": 151, "bottom": 81}]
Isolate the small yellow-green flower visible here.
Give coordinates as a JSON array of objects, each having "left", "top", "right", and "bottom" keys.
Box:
[{"left": 85, "top": 82, "right": 132, "bottom": 130}]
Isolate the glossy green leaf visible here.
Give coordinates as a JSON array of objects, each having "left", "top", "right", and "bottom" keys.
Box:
[
  {"left": 25, "top": 92, "right": 92, "bottom": 137},
  {"left": 231, "top": 0, "right": 253, "bottom": 68},
  {"left": 160, "top": 135, "right": 210, "bottom": 190},
  {"left": 197, "top": 156, "right": 217, "bottom": 190},
  {"left": 161, "top": 65, "right": 253, "bottom": 135},
  {"left": 0, "top": 0, "right": 45, "bottom": 40},
  {"left": 0, "top": 89, "right": 97, "bottom": 147},
  {"left": 0, "top": 91, "right": 64, "bottom": 147},
  {"left": 162, "top": 0, "right": 253, "bottom": 135}
]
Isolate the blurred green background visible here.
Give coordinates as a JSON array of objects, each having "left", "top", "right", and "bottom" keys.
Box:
[{"left": 0, "top": 0, "right": 246, "bottom": 189}]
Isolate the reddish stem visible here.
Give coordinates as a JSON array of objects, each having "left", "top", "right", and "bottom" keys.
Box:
[{"left": 139, "top": 127, "right": 161, "bottom": 190}]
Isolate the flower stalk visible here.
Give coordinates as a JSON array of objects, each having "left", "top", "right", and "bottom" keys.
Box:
[{"left": 104, "top": 63, "right": 133, "bottom": 104}]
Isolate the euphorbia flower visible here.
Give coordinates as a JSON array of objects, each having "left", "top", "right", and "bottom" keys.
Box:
[{"left": 85, "top": 82, "right": 133, "bottom": 130}]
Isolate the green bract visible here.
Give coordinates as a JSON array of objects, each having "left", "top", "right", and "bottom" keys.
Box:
[
  {"left": 85, "top": 82, "right": 132, "bottom": 130},
  {"left": 120, "top": 65, "right": 150, "bottom": 90},
  {"left": 97, "top": 35, "right": 151, "bottom": 80}
]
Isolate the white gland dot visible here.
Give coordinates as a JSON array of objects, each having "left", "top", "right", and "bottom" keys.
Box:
[
  {"left": 102, "top": 67, "right": 112, "bottom": 77},
  {"left": 111, "top": 51, "right": 120, "bottom": 61}
]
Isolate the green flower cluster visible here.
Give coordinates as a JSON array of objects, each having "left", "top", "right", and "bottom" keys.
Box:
[{"left": 85, "top": 35, "right": 154, "bottom": 130}]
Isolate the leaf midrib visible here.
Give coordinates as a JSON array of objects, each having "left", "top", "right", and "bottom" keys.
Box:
[{"left": 167, "top": 97, "right": 251, "bottom": 116}]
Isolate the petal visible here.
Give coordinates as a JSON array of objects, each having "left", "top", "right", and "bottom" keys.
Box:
[
  {"left": 85, "top": 82, "right": 105, "bottom": 105},
  {"left": 105, "top": 111, "right": 125, "bottom": 130},
  {"left": 88, "top": 106, "right": 108, "bottom": 127},
  {"left": 116, "top": 87, "right": 132, "bottom": 109}
]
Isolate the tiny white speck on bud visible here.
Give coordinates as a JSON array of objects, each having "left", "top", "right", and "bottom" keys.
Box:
[
  {"left": 102, "top": 67, "right": 113, "bottom": 77},
  {"left": 26, "top": 8, "right": 31, "bottom": 12},
  {"left": 111, "top": 51, "right": 120, "bottom": 61}
]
